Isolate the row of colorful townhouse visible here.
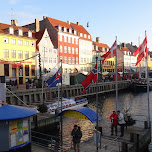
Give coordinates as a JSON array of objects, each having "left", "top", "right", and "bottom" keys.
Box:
[{"left": 0, "top": 16, "right": 151, "bottom": 84}]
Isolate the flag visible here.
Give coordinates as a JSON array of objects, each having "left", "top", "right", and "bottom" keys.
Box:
[
  {"left": 101, "top": 40, "right": 117, "bottom": 64},
  {"left": 46, "top": 67, "right": 61, "bottom": 88},
  {"left": 134, "top": 36, "right": 147, "bottom": 65},
  {"left": 81, "top": 64, "right": 97, "bottom": 93}
]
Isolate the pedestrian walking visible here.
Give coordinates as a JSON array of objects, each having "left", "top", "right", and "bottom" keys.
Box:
[
  {"left": 110, "top": 111, "right": 118, "bottom": 136},
  {"left": 71, "top": 125, "right": 82, "bottom": 152},
  {"left": 117, "top": 110, "right": 126, "bottom": 137}
]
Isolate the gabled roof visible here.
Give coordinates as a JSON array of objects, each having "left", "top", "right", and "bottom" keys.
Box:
[
  {"left": 120, "top": 47, "right": 131, "bottom": 52},
  {"left": 0, "top": 22, "right": 36, "bottom": 39},
  {"left": 35, "top": 29, "right": 45, "bottom": 45},
  {"left": 47, "top": 17, "right": 72, "bottom": 29},
  {"left": 93, "top": 41, "right": 109, "bottom": 49},
  {"left": 71, "top": 23, "right": 92, "bottom": 41}
]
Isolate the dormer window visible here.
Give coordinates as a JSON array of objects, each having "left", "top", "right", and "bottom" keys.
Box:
[
  {"left": 80, "top": 33, "right": 83, "bottom": 37},
  {"left": 69, "top": 29, "right": 72, "bottom": 33},
  {"left": 28, "top": 31, "right": 32, "bottom": 37},
  {"left": 58, "top": 26, "right": 61, "bottom": 32},
  {"left": 84, "top": 34, "right": 87, "bottom": 38},
  {"left": 9, "top": 27, "right": 14, "bottom": 34},
  {"left": 88, "top": 35, "right": 91, "bottom": 39},
  {"left": 64, "top": 27, "right": 67, "bottom": 32},
  {"left": 18, "top": 29, "right": 23, "bottom": 36},
  {"left": 74, "top": 30, "right": 77, "bottom": 35}
]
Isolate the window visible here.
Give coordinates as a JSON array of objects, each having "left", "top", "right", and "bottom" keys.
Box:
[
  {"left": 28, "top": 31, "right": 32, "bottom": 37},
  {"left": 4, "top": 38, "right": 8, "bottom": 43},
  {"left": 107, "top": 48, "right": 109, "bottom": 51},
  {"left": 12, "top": 68, "right": 16, "bottom": 77},
  {"left": 84, "top": 34, "right": 87, "bottom": 38},
  {"left": 9, "top": 27, "right": 14, "bottom": 34},
  {"left": 18, "top": 40, "right": 22, "bottom": 45},
  {"left": 18, "top": 29, "right": 23, "bottom": 36},
  {"left": 76, "top": 48, "right": 78, "bottom": 54},
  {"left": 84, "top": 58, "right": 86, "bottom": 63},
  {"left": 49, "top": 57, "right": 51, "bottom": 63},
  {"left": 31, "top": 42, "right": 34, "bottom": 47},
  {"left": 49, "top": 48, "right": 52, "bottom": 53},
  {"left": 18, "top": 51, "right": 23, "bottom": 59},
  {"left": 25, "top": 41, "right": 29, "bottom": 46},
  {"left": 72, "top": 47, "right": 74, "bottom": 54},
  {"left": 60, "top": 56, "right": 63, "bottom": 61},
  {"left": 54, "top": 58, "right": 56, "bottom": 63},
  {"left": 68, "top": 37, "right": 71, "bottom": 43},
  {"left": 80, "top": 33, "right": 83, "bottom": 37},
  {"left": 45, "top": 39, "right": 48, "bottom": 45},
  {"left": 11, "top": 50, "right": 16, "bottom": 58},
  {"left": 11, "top": 39, "right": 16, "bottom": 44},
  {"left": 102, "top": 47, "right": 105, "bottom": 51},
  {"left": 64, "top": 36, "right": 67, "bottom": 42},
  {"left": 81, "top": 58, "right": 83, "bottom": 63},
  {"left": 64, "top": 46, "right": 67, "bottom": 53},
  {"left": 60, "top": 35, "right": 62, "bottom": 41},
  {"left": 25, "top": 51, "right": 29, "bottom": 59},
  {"left": 72, "top": 57, "right": 74, "bottom": 64},
  {"left": 76, "top": 57, "right": 78, "bottom": 64},
  {"left": 50, "top": 57, "right": 52, "bottom": 63},
  {"left": 68, "top": 47, "right": 71, "bottom": 54},
  {"left": 60, "top": 45, "right": 62, "bottom": 52},
  {"left": 64, "top": 57, "right": 67, "bottom": 63},
  {"left": 31, "top": 65, "right": 35, "bottom": 76},
  {"left": 4, "top": 64, "right": 9, "bottom": 76},
  {"left": 72, "top": 38, "right": 74, "bottom": 44},
  {"left": 31, "top": 52, "right": 35, "bottom": 57},
  {"left": 88, "top": 35, "right": 91, "bottom": 39},
  {"left": 68, "top": 57, "right": 71, "bottom": 64},
  {"left": 25, "top": 65, "right": 29, "bottom": 76},
  {"left": 76, "top": 39, "right": 78, "bottom": 45},
  {"left": 4, "top": 49, "right": 9, "bottom": 58},
  {"left": 54, "top": 49, "right": 56, "bottom": 53}
]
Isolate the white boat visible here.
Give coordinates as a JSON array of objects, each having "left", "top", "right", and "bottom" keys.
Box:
[{"left": 47, "top": 98, "right": 88, "bottom": 114}]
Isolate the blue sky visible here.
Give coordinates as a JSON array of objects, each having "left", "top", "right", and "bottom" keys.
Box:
[{"left": 1, "top": 0, "right": 152, "bottom": 49}]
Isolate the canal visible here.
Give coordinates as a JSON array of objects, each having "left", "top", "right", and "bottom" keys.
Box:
[{"left": 62, "top": 90, "right": 152, "bottom": 150}]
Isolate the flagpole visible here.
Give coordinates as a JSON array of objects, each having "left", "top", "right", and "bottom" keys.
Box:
[
  {"left": 115, "top": 36, "right": 118, "bottom": 111},
  {"left": 60, "top": 59, "right": 63, "bottom": 151},
  {"left": 145, "top": 31, "right": 150, "bottom": 127},
  {"left": 95, "top": 56, "right": 99, "bottom": 152},
  {"left": 138, "top": 37, "right": 141, "bottom": 79}
]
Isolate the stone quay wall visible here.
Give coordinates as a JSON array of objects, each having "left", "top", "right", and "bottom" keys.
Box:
[{"left": 6, "top": 80, "right": 131, "bottom": 106}]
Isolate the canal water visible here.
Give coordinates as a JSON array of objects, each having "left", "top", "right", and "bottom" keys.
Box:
[{"left": 62, "top": 90, "right": 152, "bottom": 150}]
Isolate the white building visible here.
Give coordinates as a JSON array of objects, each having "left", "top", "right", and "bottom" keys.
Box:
[{"left": 35, "top": 28, "right": 58, "bottom": 77}]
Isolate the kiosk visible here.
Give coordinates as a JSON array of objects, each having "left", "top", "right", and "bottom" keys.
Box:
[{"left": 0, "top": 105, "right": 37, "bottom": 152}]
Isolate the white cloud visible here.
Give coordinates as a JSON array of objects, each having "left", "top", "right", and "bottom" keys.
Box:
[
  {"left": 9, "top": 0, "right": 20, "bottom": 4},
  {"left": 23, "top": 5, "right": 41, "bottom": 11}
]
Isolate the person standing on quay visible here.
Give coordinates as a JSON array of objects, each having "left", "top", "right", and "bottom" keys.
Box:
[
  {"left": 110, "top": 111, "right": 118, "bottom": 136},
  {"left": 117, "top": 110, "right": 126, "bottom": 137},
  {"left": 71, "top": 125, "right": 82, "bottom": 152}
]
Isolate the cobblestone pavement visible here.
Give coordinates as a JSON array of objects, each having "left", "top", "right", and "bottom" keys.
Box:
[{"left": 32, "top": 143, "right": 52, "bottom": 152}]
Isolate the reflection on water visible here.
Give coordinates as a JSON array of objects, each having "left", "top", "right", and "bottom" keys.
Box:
[{"left": 62, "top": 90, "right": 152, "bottom": 150}]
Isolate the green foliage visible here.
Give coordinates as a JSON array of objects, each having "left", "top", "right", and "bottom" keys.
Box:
[
  {"left": 124, "top": 108, "right": 136, "bottom": 127},
  {"left": 38, "top": 103, "right": 48, "bottom": 113}
]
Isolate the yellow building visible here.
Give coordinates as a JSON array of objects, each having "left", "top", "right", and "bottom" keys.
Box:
[
  {"left": 93, "top": 38, "right": 115, "bottom": 75},
  {"left": 0, "top": 20, "right": 36, "bottom": 84}
]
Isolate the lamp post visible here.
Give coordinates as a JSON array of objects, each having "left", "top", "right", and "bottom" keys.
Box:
[{"left": 42, "top": 46, "right": 45, "bottom": 104}]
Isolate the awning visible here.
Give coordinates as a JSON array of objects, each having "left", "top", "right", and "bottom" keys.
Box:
[
  {"left": 0, "top": 105, "right": 37, "bottom": 120},
  {"left": 102, "top": 72, "right": 109, "bottom": 76},
  {"left": 57, "top": 107, "right": 102, "bottom": 123}
]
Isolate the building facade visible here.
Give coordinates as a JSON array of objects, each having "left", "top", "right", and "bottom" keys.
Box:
[
  {"left": 0, "top": 20, "right": 36, "bottom": 84},
  {"left": 35, "top": 28, "right": 58, "bottom": 77}
]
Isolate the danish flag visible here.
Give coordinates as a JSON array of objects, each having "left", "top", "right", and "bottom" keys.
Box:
[
  {"left": 81, "top": 64, "right": 97, "bottom": 94},
  {"left": 134, "top": 36, "right": 147, "bottom": 65},
  {"left": 101, "top": 40, "right": 117, "bottom": 64}
]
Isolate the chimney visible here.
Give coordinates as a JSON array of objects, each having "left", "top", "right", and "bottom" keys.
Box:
[
  {"left": 35, "top": 18, "right": 39, "bottom": 32},
  {"left": 96, "top": 37, "right": 100, "bottom": 43},
  {"left": 43, "top": 16, "right": 46, "bottom": 20},
  {"left": 131, "top": 42, "right": 133, "bottom": 46},
  {"left": 77, "top": 22, "right": 79, "bottom": 25},
  {"left": 11, "top": 19, "right": 18, "bottom": 26},
  {"left": 122, "top": 42, "right": 126, "bottom": 48},
  {"left": 67, "top": 20, "right": 71, "bottom": 25}
]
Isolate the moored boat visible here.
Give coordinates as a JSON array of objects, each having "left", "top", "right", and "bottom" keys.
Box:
[{"left": 47, "top": 97, "right": 88, "bottom": 114}]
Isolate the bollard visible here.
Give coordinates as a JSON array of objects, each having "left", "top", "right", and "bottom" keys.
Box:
[
  {"left": 144, "top": 121, "right": 148, "bottom": 129},
  {"left": 121, "top": 142, "right": 128, "bottom": 152}
]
